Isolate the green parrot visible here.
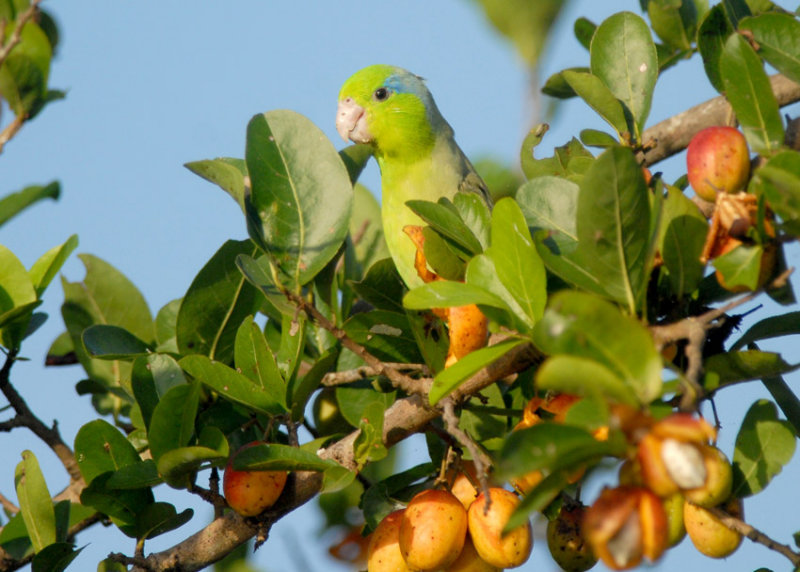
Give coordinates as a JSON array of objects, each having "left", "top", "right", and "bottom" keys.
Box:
[{"left": 336, "top": 64, "right": 492, "bottom": 288}]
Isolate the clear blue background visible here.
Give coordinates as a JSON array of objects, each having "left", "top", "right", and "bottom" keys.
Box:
[{"left": 2, "top": 1, "right": 799, "bottom": 570}]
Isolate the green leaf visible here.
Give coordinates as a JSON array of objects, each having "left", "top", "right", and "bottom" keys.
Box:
[
  {"left": 350, "top": 183, "right": 389, "bottom": 274},
  {"left": 235, "top": 253, "right": 298, "bottom": 318},
  {"left": 533, "top": 291, "right": 663, "bottom": 404},
  {"left": 740, "top": 13, "right": 800, "bottom": 84},
  {"left": 403, "top": 281, "right": 507, "bottom": 312},
  {"left": 429, "top": 339, "right": 525, "bottom": 405},
  {"left": 79, "top": 473, "right": 153, "bottom": 537},
  {"left": 61, "top": 254, "right": 153, "bottom": 395},
  {"left": 339, "top": 143, "right": 373, "bottom": 185},
  {"left": 507, "top": 471, "right": 569, "bottom": 530},
  {"left": 28, "top": 234, "right": 77, "bottom": 298},
  {"left": 732, "top": 399, "right": 796, "bottom": 497},
  {"left": 484, "top": 198, "right": 547, "bottom": 327},
  {"left": 0, "top": 244, "right": 38, "bottom": 349},
  {"left": 31, "top": 543, "right": 83, "bottom": 572},
  {"left": 659, "top": 185, "right": 708, "bottom": 297},
  {"left": 465, "top": 255, "right": 529, "bottom": 333},
  {"left": 350, "top": 258, "right": 406, "bottom": 313},
  {"left": 233, "top": 443, "right": 336, "bottom": 472},
  {"left": 154, "top": 298, "right": 180, "bottom": 353},
  {"left": 135, "top": 503, "right": 193, "bottom": 540},
  {"left": 0, "top": 20, "right": 52, "bottom": 115},
  {"left": 147, "top": 383, "right": 199, "bottom": 463},
  {"left": 15, "top": 451, "right": 55, "bottom": 552},
  {"left": 731, "top": 311, "right": 800, "bottom": 350},
  {"left": 516, "top": 178, "right": 606, "bottom": 296},
  {"left": 472, "top": 0, "right": 567, "bottom": 66},
  {"left": 562, "top": 70, "right": 632, "bottom": 138},
  {"left": 647, "top": 0, "right": 705, "bottom": 51},
  {"left": 82, "top": 324, "right": 151, "bottom": 360},
  {"left": 704, "top": 350, "right": 799, "bottom": 390},
  {"left": 354, "top": 401, "right": 388, "bottom": 467},
  {"left": 406, "top": 198, "right": 483, "bottom": 256},
  {"left": 245, "top": 110, "right": 353, "bottom": 287},
  {"left": 276, "top": 313, "right": 305, "bottom": 384},
  {"left": 542, "top": 67, "right": 588, "bottom": 99},
  {"left": 105, "top": 460, "right": 161, "bottom": 490},
  {"left": 591, "top": 11, "right": 659, "bottom": 136},
  {"left": 343, "top": 310, "right": 422, "bottom": 364},
  {"left": 288, "top": 348, "right": 338, "bottom": 421},
  {"left": 697, "top": 4, "right": 734, "bottom": 93},
  {"left": 74, "top": 419, "right": 142, "bottom": 485},
  {"left": 453, "top": 187, "right": 492, "bottom": 251},
  {"left": 0, "top": 181, "right": 59, "bottom": 227},
  {"left": 157, "top": 446, "right": 227, "bottom": 487},
  {"left": 580, "top": 128, "right": 619, "bottom": 148},
  {"left": 336, "top": 384, "right": 396, "bottom": 428},
  {"left": 131, "top": 353, "right": 186, "bottom": 429},
  {"left": 184, "top": 157, "right": 247, "bottom": 210},
  {"left": 180, "top": 355, "right": 286, "bottom": 416},
  {"left": 720, "top": 33, "right": 784, "bottom": 155},
  {"left": 234, "top": 316, "right": 286, "bottom": 409},
  {"left": 536, "top": 355, "right": 639, "bottom": 405},
  {"left": 421, "top": 226, "right": 466, "bottom": 281},
  {"left": 497, "top": 424, "right": 619, "bottom": 482},
  {"left": 576, "top": 147, "right": 651, "bottom": 312},
  {"left": 176, "top": 240, "right": 260, "bottom": 364},
  {"left": 574, "top": 17, "right": 596, "bottom": 50},
  {"left": 712, "top": 242, "right": 765, "bottom": 291},
  {"left": 750, "top": 150, "right": 800, "bottom": 235}
]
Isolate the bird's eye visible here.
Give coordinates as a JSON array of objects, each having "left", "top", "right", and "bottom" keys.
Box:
[{"left": 373, "top": 87, "right": 389, "bottom": 101}]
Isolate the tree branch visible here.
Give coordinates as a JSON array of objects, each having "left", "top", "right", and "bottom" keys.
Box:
[
  {"left": 703, "top": 503, "right": 800, "bottom": 567},
  {"left": 641, "top": 74, "right": 800, "bottom": 167},
  {"left": 321, "top": 363, "right": 430, "bottom": 387},
  {"left": 0, "top": 0, "right": 41, "bottom": 67},
  {"left": 0, "top": 349, "right": 84, "bottom": 485},
  {"left": 131, "top": 341, "right": 540, "bottom": 571}
]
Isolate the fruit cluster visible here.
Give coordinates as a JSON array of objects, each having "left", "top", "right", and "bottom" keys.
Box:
[
  {"left": 367, "top": 484, "right": 533, "bottom": 571},
  {"left": 686, "top": 126, "right": 777, "bottom": 291}
]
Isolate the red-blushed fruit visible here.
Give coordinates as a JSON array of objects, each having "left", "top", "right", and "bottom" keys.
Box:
[
  {"left": 468, "top": 488, "right": 533, "bottom": 569},
  {"left": 446, "top": 534, "right": 501, "bottom": 572},
  {"left": 223, "top": 442, "right": 288, "bottom": 517},
  {"left": 684, "top": 497, "right": 743, "bottom": 558},
  {"left": 547, "top": 503, "right": 598, "bottom": 572},
  {"left": 367, "top": 510, "right": 413, "bottom": 572},
  {"left": 686, "top": 126, "right": 750, "bottom": 201},
  {"left": 399, "top": 489, "right": 468, "bottom": 571}
]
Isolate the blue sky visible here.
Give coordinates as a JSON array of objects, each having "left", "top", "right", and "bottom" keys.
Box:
[{"left": 2, "top": 1, "right": 799, "bottom": 570}]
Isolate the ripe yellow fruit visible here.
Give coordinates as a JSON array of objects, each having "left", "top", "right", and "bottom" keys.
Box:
[
  {"left": 683, "top": 446, "right": 733, "bottom": 508},
  {"left": 367, "top": 510, "right": 413, "bottom": 572},
  {"left": 399, "top": 489, "right": 468, "bottom": 570},
  {"left": 468, "top": 488, "right": 533, "bottom": 569},
  {"left": 684, "top": 498, "right": 743, "bottom": 558},
  {"left": 450, "top": 462, "right": 480, "bottom": 510},
  {"left": 223, "top": 442, "right": 287, "bottom": 517},
  {"left": 446, "top": 534, "right": 500, "bottom": 572}
]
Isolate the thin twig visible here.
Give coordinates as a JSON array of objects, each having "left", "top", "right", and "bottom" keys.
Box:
[
  {"left": 0, "top": 489, "right": 18, "bottom": 514},
  {"left": 283, "top": 289, "right": 429, "bottom": 396},
  {"left": 321, "top": 363, "right": 430, "bottom": 386},
  {"left": 0, "top": 0, "right": 41, "bottom": 66},
  {"left": 441, "top": 399, "right": 492, "bottom": 501},
  {"left": 0, "top": 349, "right": 84, "bottom": 484},
  {"left": 703, "top": 503, "right": 800, "bottom": 567}
]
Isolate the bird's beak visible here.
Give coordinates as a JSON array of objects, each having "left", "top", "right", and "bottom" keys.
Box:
[{"left": 336, "top": 98, "right": 372, "bottom": 144}]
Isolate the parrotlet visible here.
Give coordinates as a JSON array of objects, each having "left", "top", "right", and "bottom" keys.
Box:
[{"left": 336, "top": 64, "right": 491, "bottom": 288}]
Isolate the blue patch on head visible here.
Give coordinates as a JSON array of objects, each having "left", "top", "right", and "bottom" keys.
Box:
[{"left": 383, "top": 72, "right": 431, "bottom": 105}]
